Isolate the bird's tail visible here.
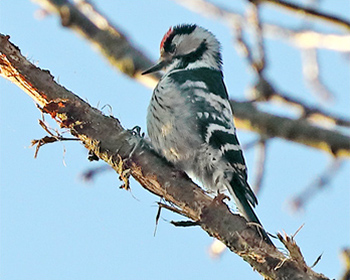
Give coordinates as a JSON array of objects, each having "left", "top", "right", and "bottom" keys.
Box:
[{"left": 228, "top": 187, "right": 274, "bottom": 246}]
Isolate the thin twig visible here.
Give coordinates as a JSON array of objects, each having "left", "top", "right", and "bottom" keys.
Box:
[
  {"left": 80, "top": 165, "right": 111, "bottom": 182},
  {"left": 31, "top": 119, "right": 80, "bottom": 158},
  {"left": 252, "top": 137, "right": 268, "bottom": 195},
  {"left": 233, "top": 23, "right": 255, "bottom": 68},
  {"left": 247, "top": 1, "right": 266, "bottom": 74},
  {"left": 301, "top": 48, "right": 334, "bottom": 103},
  {"left": 290, "top": 158, "right": 344, "bottom": 212}
]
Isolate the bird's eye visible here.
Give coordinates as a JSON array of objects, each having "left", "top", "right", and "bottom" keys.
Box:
[{"left": 169, "top": 44, "right": 176, "bottom": 54}]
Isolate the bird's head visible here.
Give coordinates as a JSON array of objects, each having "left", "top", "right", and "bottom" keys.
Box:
[{"left": 142, "top": 24, "right": 222, "bottom": 75}]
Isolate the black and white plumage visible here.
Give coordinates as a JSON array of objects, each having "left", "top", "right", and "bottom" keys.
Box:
[{"left": 142, "top": 24, "right": 271, "bottom": 244}]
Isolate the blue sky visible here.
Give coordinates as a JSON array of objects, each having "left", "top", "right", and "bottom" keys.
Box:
[{"left": 1, "top": 1, "right": 349, "bottom": 279}]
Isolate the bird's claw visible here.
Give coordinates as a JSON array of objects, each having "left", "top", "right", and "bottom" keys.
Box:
[{"left": 128, "top": 125, "right": 145, "bottom": 138}]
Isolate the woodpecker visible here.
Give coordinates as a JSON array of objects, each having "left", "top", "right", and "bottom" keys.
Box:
[{"left": 142, "top": 24, "right": 272, "bottom": 245}]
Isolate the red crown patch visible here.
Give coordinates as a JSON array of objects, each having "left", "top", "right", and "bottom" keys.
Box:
[{"left": 160, "top": 27, "right": 173, "bottom": 51}]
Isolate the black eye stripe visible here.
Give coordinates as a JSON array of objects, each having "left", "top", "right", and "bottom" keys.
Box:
[
  {"left": 169, "top": 44, "right": 176, "bottom": 54},
  {"left": 175, "top": 41, "right": 208, "bottom": 68},
  {"left": 163, "top": 36, "right": 175, "bottom": 53}
]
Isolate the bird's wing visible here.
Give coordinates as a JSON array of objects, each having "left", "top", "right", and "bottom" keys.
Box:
[{"left": 169, "top": 68, "right": 257, "bottom": 207}]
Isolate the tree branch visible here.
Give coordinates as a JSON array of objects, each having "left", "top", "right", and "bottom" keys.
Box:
[
  {"left": 34, "top": 0, "right": 161, "bottom": 88},
  {"left": 250, "top": 77, "right": 350, "bottom": 128},
  {"left": 0, "top": 33, "right": 330, "bottom": 280},
  {"left": 232, "top": 100, "right": 350, "bottom": 157},
  {"left": 261, "top": 0, "right": 350, "bottom": 31}
]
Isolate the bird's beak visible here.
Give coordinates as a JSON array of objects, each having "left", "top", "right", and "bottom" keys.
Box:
[{"left": 141, "top": 59, "right": 167, "bottom": 75}]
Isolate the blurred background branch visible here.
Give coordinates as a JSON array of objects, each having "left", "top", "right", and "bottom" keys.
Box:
[
  {"left": 33, "top": 0, "right": 161, "bottom": 88},
  {"left": 340, "top": 248, "right": 350, "bottom": 280},
  {"left": 260, "top": 0, "right": 350, "bottom": 31}
]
